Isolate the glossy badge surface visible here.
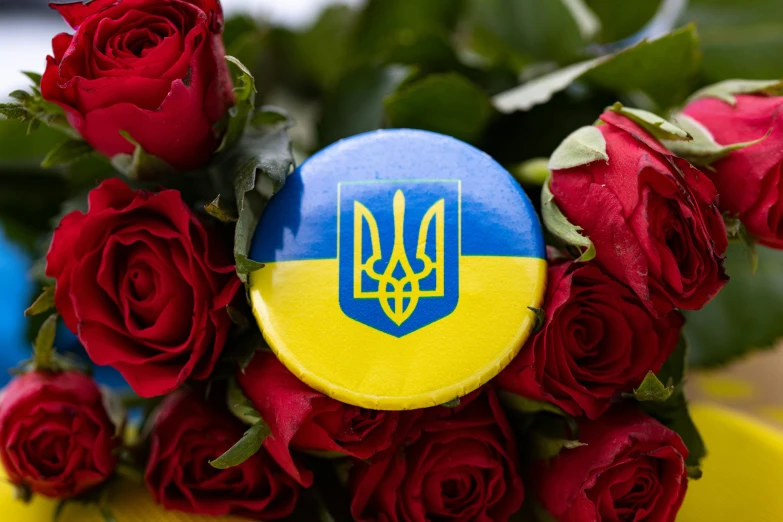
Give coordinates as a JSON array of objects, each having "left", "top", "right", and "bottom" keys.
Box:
[{"left": 249, "top": 129, "right": 546, "bottom": 410}]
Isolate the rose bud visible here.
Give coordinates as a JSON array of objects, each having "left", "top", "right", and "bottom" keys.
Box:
[
  {"left": 46, "top": 179, "right": 241, "bottom": 397},
  {"left": 0, "top": 371, "right": 119, "bottom": 499},
  {"left": 497, "top": 259, "right": 683, "bottom": 419},
  {"left": 41, "top": 0, "right": 234, "bottom": 171},
  {"left": 349, "top": 389, "right": 525, "bottom": 522},
  {"left": 146, "top": 391, "right": 299, "bottom": 519},
  {"left": 238, "top": 351, "right": 408, "bottom": 486},
  {"left": 681, "top": 92, "right": 783, "bottom": 248},
  {"left": 550, "top": 109, "right": 728, "bottom": 316},
  {"left": 535, "top": 407, "right": 688, "bottom": 522}
]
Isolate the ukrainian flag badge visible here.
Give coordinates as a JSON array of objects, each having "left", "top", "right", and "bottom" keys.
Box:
[{"left": 249, "top": 130, "right": 546, "bottom": 410}]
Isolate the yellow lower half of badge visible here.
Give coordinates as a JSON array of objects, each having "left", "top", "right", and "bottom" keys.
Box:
[{"left": 250, "top": 256, "right": 547, "bottom": 410}]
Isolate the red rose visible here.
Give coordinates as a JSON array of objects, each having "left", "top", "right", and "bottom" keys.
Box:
[
  {"left": 238, "top": 351, "right": 405, "bottom": 486},
  {"left": 349, "top": 390, "right": 525, "bottom": 522},
  {"left": 42, "top": 0, "right": 234, "bottom": 171},
  {"left": 46, "top": 179, "right": 241, "bottom": 397},
  {"left": 497, "top": 259, "right": 683, "bottom": 419},
  {"left": 682, "top": 94, "right": 783, "bottom": 248},
  {"left": 535, "top": 407, "right": 688, "bottom": 522},
  {"left": 550, "top": 110, "right": 728, "bottom": 316},
  {"left": 146, "top": 391, "right": 300, "bottom": 519},
  {"left": 0, "top": 371, "right": 118, "bottom": 498}
]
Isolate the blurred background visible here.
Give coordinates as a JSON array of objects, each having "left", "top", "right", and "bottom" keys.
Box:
[{"left": 1, "top": 0, "right": 782, "bottom": 389}]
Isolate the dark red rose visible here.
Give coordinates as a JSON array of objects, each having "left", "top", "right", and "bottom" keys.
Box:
[
  {"left": 42, "top": 0, "right": 234, "bottom": 171},
  {"left": 497, "top": 259, "right": 683, "bottom": 419},
  {"left": 682, "top": 94, "right": 783, "bottom": 248},
  {"left": 0, "top": 371, "right": 118, "bottom": 498},
  {"left": 535, "top": 407, "right": 688, "bottom": 522},
  {"left": 46, "top": 179, "right": 241, "bottom": 397},
  {"left": 237, "top": 351, "right": 405, "bottom": 486},
  {"left": 349, "top": 390, "right": 525, "bottom": 522},
  {"left": 550, "top": 110, "right": 729, "bottom": 316},
  {"left": 146, "top": 391, "right": 300, "bottom": 519}
]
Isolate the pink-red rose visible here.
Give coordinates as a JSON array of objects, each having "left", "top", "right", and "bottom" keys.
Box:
[
  {"left": 46, "top": 179, "right": 241, "bottom": 397},
  {"left": 683, "top": 93, "right": 783, "bottom": 248},
  {"left": 0, "top": 371, "right": 118, "bottom": 498},
  {"left": 535, "top": 407, "right": 688, "bottom": 522},
  {"left": 349, "top": 390, "right": 525, "bottom": 522},
  {"left": 550, "top": 110, "right": 728, "bottom": 316},
  {"left": 42, "top": 0, "right": 234, "bottom": 170},
  {"left": 498, "top": 258, "right": 683, "bottom": 419},
  {"left": 238, "top": 351, "right": 405, "bottom": 486},
  {"left": 146, "top": 391, "right": 300, "bottom": 519}
]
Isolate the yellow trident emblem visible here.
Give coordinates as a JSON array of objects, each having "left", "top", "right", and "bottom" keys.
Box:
[{"left": 353, "top": 190, "right": 445, "bottom": 326}]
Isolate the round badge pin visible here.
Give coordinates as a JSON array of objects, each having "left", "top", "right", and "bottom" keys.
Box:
[{"left": 249, "top": 129, "right": 546, "bottom": 410}]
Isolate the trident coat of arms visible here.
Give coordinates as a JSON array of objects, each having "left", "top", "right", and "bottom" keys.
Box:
[{"left": 338, "top": 180, "right": 461, "bottom": 337}]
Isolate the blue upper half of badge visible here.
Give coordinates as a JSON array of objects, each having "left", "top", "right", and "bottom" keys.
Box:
[{"left": 250, "top": 129, "right": 545, "bottom": 263}]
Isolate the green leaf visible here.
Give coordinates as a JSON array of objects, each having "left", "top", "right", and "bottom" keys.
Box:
[
  {"left": 209, "top": 420, "right": 271, "bottom": 469},
  {"left": 441, "top": 398, "right": 461, "bottom": 408},
  {"left": 319, "top": 65, "right": 410, "bottom": 147},
  {"left": 226, "top": 128, "right": 294, "bottom": 283},
  {"left": 466, "top": 0, "right": 592, "bottom": 65},
  {"left": 33, "top": 314, "right": 58, "bottom": 371},
  {"left": 251, "top": 106, "right": 293, "bottom": 128},
  {"left": 385, "top": 73, "right": 495, "bottom": 143},
  {"left": 493, "top": 25, "right": 700, "bottom": 113},
  {"left": 655, "top": 335, "right": 688, "bottom": 392},
  {"left": 25, "top": 286, "right": 55, "bottom": 317},
  {"left": 41, "top": 139, "right": 94, "bottom": 168},
  {"left": 23, "top": 72, "right": 42, "bottom": 85},
  {"left": 510, "top": 158, "right": 550, "bottom": 186},
  {"left": 498, "top": 390, "right": 579, "bottom": 442},
  {"left": 685, "top": 243, "right": 783, "bottom": 368},
  {"left": 204, "top": 195, "right": 238, "bottom": 223},
  {"left": 688, "top": 79, "right": 783, "bottom": 105},
  {"left": 664, "top": 113, "right": 769, "bottom": 168},
  {"left": 99, "top": 387, "right": 126, "bottom": 437},
  {"left": 218, "top": 56, "right": 257, "bottom": 153},
  {"left": 686, "top": 0, "right": 783, "bottom": 83},
  {"left": 0, "top": 103, "right": 28, "bottom": 120},
  {"left": 586, "top": 0, "right": 662, "bottom": 43},
  {"left": 227, "top": 376, "right": 262, "bottom": 424},
  {"left": 111, "top": 131, "right": 176, "bottom": 180},
  {"left": 354, "top": 0, "right": 462, "bottom": 62},
  {"left": 607, "top": 103, "right": 691, "bottom": 141},
  {"left": 235, "top": 255, "right": 265, "bottom": 275},
  {"left": 547, "top": 126, "right": 608, "bottom": 170},
  {"left": 631, "top": 371, "right": 674, "bottom": 402},
  {"left": 530, "top": 434, "right": 586, "bottom": 461},
  {"left": 541, "top": 177, "right": 596, "bottom": 262},
  {"left": 290, "top": 5, "right": 357, "bottom": 90},
  {"left": 527, "top": 306, "right": 546, "bottom": 335},
  {"left": 639, "top": 391, "right": 706, "bottom": 470}
]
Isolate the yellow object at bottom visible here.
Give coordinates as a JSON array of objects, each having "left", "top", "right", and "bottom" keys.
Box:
[
  {"left": 250, "top": 256, "right": 547, "bottom": 410},
  {"left": 678, "top": 404, "right": 783, "bottom": 522}
]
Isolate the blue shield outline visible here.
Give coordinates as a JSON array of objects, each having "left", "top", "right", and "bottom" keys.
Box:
[{"left": 338, "top": 180, "right": 461, "bottom": 337}]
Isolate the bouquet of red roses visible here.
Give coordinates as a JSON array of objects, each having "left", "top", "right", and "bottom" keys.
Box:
[{"left": 1, "top": 0, "right": 782, "bottom": 521}]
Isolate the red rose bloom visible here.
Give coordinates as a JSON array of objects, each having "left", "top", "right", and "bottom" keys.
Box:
[
  {"left": 349, "top": 390, "right": 525, "bottom": 522},
  {"left": 497, "top": 259, "right": 683, "bottom": 419},
  {"left": 682, "top": 94, "right": 783, "bottom": 248},
  {"left": 238, "top": 351, "right": 404, "bottom": 486},
  {"left": 46, "top": 179, "right": 241, "bottom": 397},
  {"left": 535, "top": 407, "right": 688, "bottom": 522},
  {"left": 550, "top": 110, "right": 729, "bottom": 316},
  {"left": 146, "top": 391, "right": 300, "bottom": 519},
  {"left": 42, "top": 0, "right": 234, "bottom": 171},
  {"left": 0, "top": 371, "right": 118, "bottom": 499}
]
